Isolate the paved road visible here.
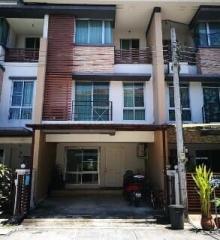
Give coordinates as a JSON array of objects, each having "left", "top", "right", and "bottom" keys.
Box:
[{"left": 1, "top": 219, "right": 219, "bottom": 240}]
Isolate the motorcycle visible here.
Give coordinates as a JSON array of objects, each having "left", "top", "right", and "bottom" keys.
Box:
[{"left": 123, "top": 170, "right": 145, "bottom": 207}]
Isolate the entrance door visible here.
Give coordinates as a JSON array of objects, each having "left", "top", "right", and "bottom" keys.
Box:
[
  {"left": 203, "top": 87, "right": 220, "bottom": 122},
  {"left": 104, "top": 147, "right": 125, "bottom": 187},
  {"left": 65, "top": 148, "right": 99, "bottom": 186}
]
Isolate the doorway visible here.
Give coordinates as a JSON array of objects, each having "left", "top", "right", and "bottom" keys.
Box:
[
  {"left": 65, "top": 148, "right": 99, "bottom": 187},
  {"left": 104, "top": 147, "right": 125, "bottom": 187}
]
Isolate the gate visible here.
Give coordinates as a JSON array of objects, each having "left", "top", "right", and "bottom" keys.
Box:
[{"left": 13, "top": 169, "right": 31, "bottom": 217}]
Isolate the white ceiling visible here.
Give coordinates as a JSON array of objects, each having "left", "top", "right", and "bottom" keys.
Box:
[
  {"left": 16, "top": 1, "right": 220, "bottom": 32},
  {"left": 7, "top": 18, "right": 43, "bottom": 35}
]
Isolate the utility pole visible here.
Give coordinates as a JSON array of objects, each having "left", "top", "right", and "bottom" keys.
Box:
[{"left": 170, "top": 28, "right": 188, "bottom": 211}]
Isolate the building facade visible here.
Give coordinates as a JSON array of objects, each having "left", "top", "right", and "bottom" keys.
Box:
[{"left": 0, "top": 0, "right": 220, "bottom": 210}]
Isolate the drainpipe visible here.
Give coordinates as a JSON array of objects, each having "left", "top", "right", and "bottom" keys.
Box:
[{"left": 162, "top": 129, "right": 168, "bottom": 207}]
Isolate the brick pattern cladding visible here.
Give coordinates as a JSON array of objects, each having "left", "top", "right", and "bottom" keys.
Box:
[
  {"left": 168, "top": 127, "right": 220, "bottom": 144},
  {"left": 43, "top": 15, "right": 74, "bottom": 121},
  {"left": 73, "top": 46, "right": 114, "bottom": 73},
  {"left": 197, "top": 48, "right": 220, "bottom": 74}
]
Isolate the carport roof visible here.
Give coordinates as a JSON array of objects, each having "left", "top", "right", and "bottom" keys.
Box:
[
  {"left": 26, "top": 123, "right": 171, "bottom": 131},
  {"left": 0, "top": 127, "right": 32, "bottom": 137}
]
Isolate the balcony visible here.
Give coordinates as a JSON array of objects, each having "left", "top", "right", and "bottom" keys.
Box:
[
  {"left": 114, "top": 48, "right": 152, "bottom": 64},
  {"left": 202, "top": 103, "right": 220, "bottom": 123},
  {"left": 5, "top": 48, "right": 39, "bottom": 62},
  {"left": 73, "top": 101, "right": 112, "bottom": 121}
]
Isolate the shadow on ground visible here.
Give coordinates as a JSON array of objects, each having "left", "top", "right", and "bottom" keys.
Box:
[{"left": 28, "top": 194, "right": 167, "bottom": 223}]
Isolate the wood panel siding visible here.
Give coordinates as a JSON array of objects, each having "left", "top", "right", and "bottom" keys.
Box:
[{"left": 43, "top": 15, "right": 74, "bottom": 121}]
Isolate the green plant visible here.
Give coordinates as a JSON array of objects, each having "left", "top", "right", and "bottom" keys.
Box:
[
  {"left": 0, "top": 164, "right": 12, "bottom": 215},
  {"left": 192, "top": 165, "right": 214, "bottom": 217}
]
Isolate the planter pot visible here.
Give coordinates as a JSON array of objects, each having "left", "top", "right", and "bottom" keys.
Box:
[
  {"left": 214, "top": 217, "right": 220, "bottom": 228},
  {"left": 201, "top": 216, "right": 215, "bottom": 230}
]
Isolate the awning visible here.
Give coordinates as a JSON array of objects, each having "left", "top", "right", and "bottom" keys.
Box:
[
  {"left": 0, "top": 127, "right": 32, "bottom": 137},
  {"left": 26, "top": 123, "right": 170, "bottom": 132},
  {"left": 72, "top": 72, "right": 151, "bottom": 82}
]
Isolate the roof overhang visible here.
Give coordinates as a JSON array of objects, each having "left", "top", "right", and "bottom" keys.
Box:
[
  {"left": 72, "top": 72, "right": 151, "bottom": 81},
  {"left": 165, "top": 74, "right": 220, "bottom": 83},
  {"left": 26, "top": 123, "right": 170, "bottom": 132},
  {"left": 190, "top": 5, "right": 220, "bottom": 28},
  {"left": 0, "top": 127, "right": 32, "bottom": 137},
  {"left": 0, "top": 4, "right": 116, "bottom": 19}
]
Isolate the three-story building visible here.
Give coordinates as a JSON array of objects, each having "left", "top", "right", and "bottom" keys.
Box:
[{"left": 0, "top": 0, "right": 220, "bottom": 211}]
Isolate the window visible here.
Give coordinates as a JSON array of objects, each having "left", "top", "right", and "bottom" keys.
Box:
[
  {"left": 9, "top": 81, "right": 34, "bottom": 120},
  {"left": 169, "top": 85, "right": 191, "bottom": 121},
  {"left": 203, "top": 87, "right": 220, "bottom": 123},
  {"left": 65, "top": 149, "right": 99, "bottom": 185},
  {"left": 74, "top": 82, "right": 110, "bottom": 121},
  {"left": 0, "top": 18, "right": 9, "bottom": 46},
  {"left": 195, "top": 22, "right": 220, "bottom": 47},
  {"left": 25, "top": 38, "right": 40, "bottom": 49},
  {"left": 0, "top": 149, "right": 4, "bottom": 164},
  {"left": 75, "top": 20, "right": 113, "bottom": 45},
  {"left": 120, "top": 39, "right": 139, "bottom": 50},
  {"left": 123, "top": 82, "right": 145, "bottom": 120}
]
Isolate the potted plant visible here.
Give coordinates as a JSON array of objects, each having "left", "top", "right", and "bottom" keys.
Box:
[{"left": 192, "top": 165, "right": 215, "bottom": 230}]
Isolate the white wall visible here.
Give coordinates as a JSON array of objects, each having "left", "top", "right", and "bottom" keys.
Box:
[
  {"left": 7, "top": 27, "right": 16, "bottom": 48},
  {"left": 190, "top": 82, "right": 203, "bottom": 123},
  {"left": 56, "top": 142, "right": 146, "bottom": 187},
  {"left": 166, "top": 82, "right": 204, "bottom": 123},
  {"left": 71, "top": 80, "right": 154, "bottom": 124},
  {"left": 114, "top": 64, "right": 152, "bottom": 74},
  {"left": 0, "top": 63, "right": 37, "bottom": 127}
]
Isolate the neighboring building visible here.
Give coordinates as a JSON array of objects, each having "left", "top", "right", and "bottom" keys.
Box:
[{"left": 0, "top": 0, "right": 219, "bottom": 211}]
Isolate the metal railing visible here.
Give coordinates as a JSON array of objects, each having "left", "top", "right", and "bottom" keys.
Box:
[
  {"left": 5, "top": 48, "right": 39, "bottom": 62},
  {"left": 202, "top": 103, "right": 220, "bottom": 123},
  {"left": 114, "top": 48, "right": 152, "bottom": 64},
  {"left": 72, "top": 100, "right": 112, "bottom": 121}
]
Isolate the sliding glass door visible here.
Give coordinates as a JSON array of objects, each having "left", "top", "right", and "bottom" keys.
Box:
[{"left": 65, "top": 148, "right": 99, "bottom": 185}]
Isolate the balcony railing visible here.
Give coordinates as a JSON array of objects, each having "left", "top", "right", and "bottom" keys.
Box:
[
  {"left": 202, "top": 103, "right": 220, "bottom": 123},
  {"left": 73, "top": 100, "right": 112, "bottom": 121},
  {"left": 5, "top": 48, "right": 39, "bottom": 62},
  {"left": 114, "top": 48, "right": 152, "bottom": 64},
  {"left": 163, "top": 45, "right": 197, "bottom": 64}
]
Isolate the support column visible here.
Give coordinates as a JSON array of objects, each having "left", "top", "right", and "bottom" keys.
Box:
[
  {"left": 33, "top": 14, "right": 49, "bottom": 123},
  {"left": 31, "top": 15, "right": 49, "bottom": 206},
  {"left": 146, "top": 7, "right": 166, "bottom": 124}
]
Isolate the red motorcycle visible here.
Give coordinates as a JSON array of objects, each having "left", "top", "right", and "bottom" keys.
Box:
[{"left": 123, "top": 170, "right": 145, "bottom": 207}]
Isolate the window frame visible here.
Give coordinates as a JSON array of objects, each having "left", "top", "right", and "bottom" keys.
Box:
[
  {"left": 196, "top": 22, "right": 220, "bottom": 47},
  {"left": 9, "top": 80, "right": 34, "bottom": 120},
  {"left": 64, "top": 147, "right": 100, "bottom": 186},
  {"left": 74, "top": 19, "right": 113, "bottom": 45},
  {"left": 168, "top": 84, "right": 191, "bottom": 122},
  {"left": 25, "top": 37, "right": 40, "bottom": 49},
  {"left": 123, "top": 82, "right": 145, "bottom": 121},
  {"left": 74, "top": 81, "right": 110, "bottom": 121}
]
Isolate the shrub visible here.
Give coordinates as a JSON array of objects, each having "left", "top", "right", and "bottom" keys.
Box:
[{"left": 0, "top": 164, "right": 12, "bottom": 215}]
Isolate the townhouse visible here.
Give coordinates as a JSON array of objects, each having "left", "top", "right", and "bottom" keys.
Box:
[{"left": 0, "top": 0, "right": 220, "bottom": 211}]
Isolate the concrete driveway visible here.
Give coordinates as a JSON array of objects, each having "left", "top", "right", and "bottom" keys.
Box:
[
  {"left": 1, "top": 218, "right": 219, "bottom": 240},
  {"left": 27, "top": 193, "right": 161, "bottom": 219}
]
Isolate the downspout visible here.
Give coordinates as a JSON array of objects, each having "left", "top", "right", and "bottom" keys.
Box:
[
  {"left": 29, "top": 129, "right": 35, "bottom": 209},
  {"left": 162, "top": 129, "right": 168, "bottom": 208}
]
